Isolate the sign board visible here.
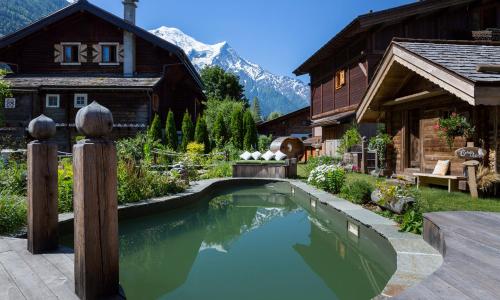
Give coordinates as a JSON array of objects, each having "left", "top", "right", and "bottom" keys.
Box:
[
  {"left": 4, "top": 98, "right": 15, "bottom": 109},
  {"left": 455, "top": 147, "right": 485, "bottom": 160}
]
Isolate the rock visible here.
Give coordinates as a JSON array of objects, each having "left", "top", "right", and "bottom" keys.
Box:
[{"left": 371, "top": 189, "right": 415, "bottom": 214}]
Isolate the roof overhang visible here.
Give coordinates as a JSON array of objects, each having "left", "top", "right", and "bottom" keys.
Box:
[
  {"left": 312, "top": 111, "right": 355, "bottom": 127},
  {"left": 356, "top": 42, "right": 500, "bottom": 123}
]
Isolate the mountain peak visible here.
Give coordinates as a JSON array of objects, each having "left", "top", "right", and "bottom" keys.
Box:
[{"left": 150, "top": 26, "right": 309, "bottom": 116}]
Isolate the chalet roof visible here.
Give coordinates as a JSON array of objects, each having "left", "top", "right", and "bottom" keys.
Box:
[
  {"left": 0, "top": 0, "right": 203, "bottom": 90},
  {"left": 257, "top": 106, "right": 310, "bottom": 128},
  {"left": 293, "top": 0, "right": 476, "bottom": 76},
  {"left": 356, "top": 39, "right": 500, "bottom": 123},
  {"left": 395, "top": 41, "right": 500, "bottom": 83},
  {"left": 3, "top": 74, "right": 162, "bottom": 90},
  {"left": 311, "top": 111, "right": 355, "bottom": 126}
]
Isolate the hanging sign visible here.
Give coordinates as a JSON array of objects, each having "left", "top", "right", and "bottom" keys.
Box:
[{"left": 455, "top": 147, "right": 485, "bottom": 160}]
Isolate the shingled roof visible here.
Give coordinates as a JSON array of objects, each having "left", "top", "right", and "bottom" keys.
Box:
[
  {"left": 395, "top": 41, "right": 500, "bottom": 83},
  {"left": 356, "top": 39, "right": 500, "bottom": 123},
  {"left": 0, "top": 0, "right": 203, "bottom": 90},
  {"left": 3, "top": 74, "right": 162, "bottom": 90}
]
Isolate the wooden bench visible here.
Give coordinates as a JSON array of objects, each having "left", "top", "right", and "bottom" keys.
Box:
[{"left": 413, "top": 173, "right": 464, "bottom": 193}]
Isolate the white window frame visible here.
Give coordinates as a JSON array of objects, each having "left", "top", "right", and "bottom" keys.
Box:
[
  {"left": 74, "top": 94, "right": 88, "bottom": 108},
  {"left": 99, "top": 42, "right": 120, "bottom": 66},
  {"left": 46, "top": 94, "right": 60, "bottom": 108},
  {"left": 60, "top": 42, "right": 81, "bottom": 66},
  {"left": 4, "top": 98, "right": 16, "bottom": 109}
]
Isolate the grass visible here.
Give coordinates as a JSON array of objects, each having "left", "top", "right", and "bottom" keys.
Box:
[{"left": 345, "top": 172, "right": 500, "bottom": 213}]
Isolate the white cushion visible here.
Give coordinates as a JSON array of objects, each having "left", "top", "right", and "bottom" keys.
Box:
[
  {"left": 240, "top": 151, "right": 252, "bottom": 161},
  {"left": 274, "top": 150, "right": 287, "bottom": 161},
  {"left": 251, "top": 151, "right": 262, "bottom": 160},
  {"left": 432, "top": 160, "right": 450, "bottom": 176},
  {"left": 262, "top": 150, "right": 275, "bottom": 161}
]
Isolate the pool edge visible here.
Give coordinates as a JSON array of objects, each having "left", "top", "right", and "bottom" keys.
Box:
[{"left": 58, "top": 177, "right": 443, "bottom": 299}]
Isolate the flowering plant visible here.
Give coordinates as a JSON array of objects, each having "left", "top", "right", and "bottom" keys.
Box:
[
  {"left": 434, "top": 113, "right": 475, "bottom": 148},
  {"left": 308, "top": 164, "right": 346, "bottom": 194}
]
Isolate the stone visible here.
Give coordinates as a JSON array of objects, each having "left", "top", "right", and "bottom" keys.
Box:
[
  {"left": 75, "top": 101, "right": 114, "bottom": 138},
  {"left": 28, "top": 114, "right": 56, "bottom": 140},
  {"left": 371, "top": 189, "right": 415, "bottom": 214}
]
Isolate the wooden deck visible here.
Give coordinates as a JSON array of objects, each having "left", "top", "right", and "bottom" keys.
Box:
[
  {"left": 0, "top": 237, "right": 78, "bottom": 300},
  {"left": 395, "top": 211, "right": 500, "bottom": 300}
]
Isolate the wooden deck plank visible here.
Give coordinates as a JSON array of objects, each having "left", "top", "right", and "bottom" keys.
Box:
[
  {"left": 5, "top": 240, "right": 78, "bottom": 300},
  {"left": 43, "top": 251, "right": 75, "bottom": 281},
  {"left": 0, "top": 251, "right": 57, "bottom": 300},
  {"left": 395, "top": 212, "right": 500, "bottom": 300},
  {"left": 0, "top": 262, "right": 26, "bottom": 300}
]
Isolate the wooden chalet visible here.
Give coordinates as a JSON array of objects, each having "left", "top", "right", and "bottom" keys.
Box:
[
  {"left": 356, "top": 39, "right": 500, "bottom": 177},
  {"left": 0, "top": 0, "right": 205, "bottom": 151},
  {"left": 294, "top": 0, "right": 500, "bottom": 154},
  {"left": 256, "top": 106, "right": 311, "bottom": 139}
]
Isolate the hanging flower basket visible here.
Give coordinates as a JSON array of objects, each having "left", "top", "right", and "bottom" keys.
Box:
[{"left": 434, "top": 113, "right": 475, "bottom": 149}]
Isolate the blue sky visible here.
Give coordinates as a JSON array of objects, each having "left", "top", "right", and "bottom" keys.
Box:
[{"left": 89, "top": 0, "right": 414, "bottom": 80}]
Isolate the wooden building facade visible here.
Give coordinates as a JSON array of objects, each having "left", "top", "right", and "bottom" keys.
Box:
[
  {"left": 357, "top": 40, "right": 500, "bottom": 176},
  {"left": 0, "top": 0, "right": 204, "bottom": 151},
  {"left": 256, "top": 107, "right": 311, "bottom": 139},
  {"left": 294, "top": 0, "right": 500, "bottom": 154}
]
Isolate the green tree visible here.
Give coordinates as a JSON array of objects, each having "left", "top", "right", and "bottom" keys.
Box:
[
  {"left": 267, "top": 111, "right": 282, "bottom": 121},
  {"left": 243, "top": 110, "right": 258, "bottom": 150},
  {"left": 165, "top": 110, "right": 178, "bottom": 150},
  {"left": 250, "top": 97, "right": 262, "bottom": 123},
  {"left": 194, "top": 115, "right": 210, "bottom": 153},
  {"left": 180, "top": 110, "right": 194, "bottom": 151},
  {"left": 0, "top": 70, "right": 12, "bottom": 128},
  {"left": 200, "top": 66, "right": 246, "bottom": 102},
  {"left": 203, "top": 98, "right": 245, "bottom": 142},
  {"left": 212, "top": 112, "right": 228, "bottom": 148},
  {"left": 229, "top": 107, "right": 244, "bottom": 149},
  {"left": 143, "top": 114, "right": 162, "bottom": 160}
]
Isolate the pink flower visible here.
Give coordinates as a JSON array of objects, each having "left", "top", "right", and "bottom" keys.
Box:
[
  {"left": 433, "top": 124, "right": 440, "bottom": 131},
  {"left": 451, "top": 112, "right": 457, "bottom": 117}
]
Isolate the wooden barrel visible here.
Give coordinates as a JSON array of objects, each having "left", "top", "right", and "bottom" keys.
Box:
[{"left": 269, "top": 137, "right": 305, "bottom": 160}]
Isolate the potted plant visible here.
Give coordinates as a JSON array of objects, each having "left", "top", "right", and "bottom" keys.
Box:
[
  {"left": 369, "top": 126, "right": 392, "bottom": 176},
  {"left": 434, "top": 112, "right": 475, "bottom": 149}
]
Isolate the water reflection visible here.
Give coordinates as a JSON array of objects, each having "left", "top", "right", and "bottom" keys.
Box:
[{"left": 109, "top": 183, "right": 394, "bottom": 300}]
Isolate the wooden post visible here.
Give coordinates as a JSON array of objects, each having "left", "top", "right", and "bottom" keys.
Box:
[
  {"left": 361, "top": 136, "right": 368, "bottom": 174},
  {"left": 73, "top": 102, "right": 119, "bottom": 299},
  {"left": 27, "top": 115, "right": 58, "bottom": 254},
  {"left": 464, "top": 160, "right": 480, "bottom": 199}
]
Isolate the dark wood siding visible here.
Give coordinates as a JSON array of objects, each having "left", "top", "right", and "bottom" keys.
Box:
[
  {"left": 349, "top": 62, "right": 367, "bottom": 106},
  {"left": 321, "top": 78, "right": 334, "bottom": 112},
  {"left": 312, "top": 84, "right": 321, "bottom": 115}
]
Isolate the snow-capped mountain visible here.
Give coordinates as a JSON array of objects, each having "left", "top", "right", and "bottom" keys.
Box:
[{"left": 150, "top": 26, "right": 309, "bottom": 117}]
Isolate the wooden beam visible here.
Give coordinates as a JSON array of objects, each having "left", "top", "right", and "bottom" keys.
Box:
[
  {"left": 477, "top": 64, "right": 500, "bottom": 74},
  {"left": 383, "top": 90, "right": 446, "bottom": 106}
]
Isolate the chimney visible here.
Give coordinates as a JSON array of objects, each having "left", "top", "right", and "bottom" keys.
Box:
[{"left": 123, "top": 0, "right": 138, "bottom": 77}]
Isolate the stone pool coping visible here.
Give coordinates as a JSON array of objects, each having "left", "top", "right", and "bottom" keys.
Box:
[{"left": 57, "top": 177, "right": 442, "bottom": 299}]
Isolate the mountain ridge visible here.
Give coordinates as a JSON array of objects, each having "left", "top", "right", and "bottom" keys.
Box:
[{"left": 150, "top": 27, "right": 309, "bottom": 117}]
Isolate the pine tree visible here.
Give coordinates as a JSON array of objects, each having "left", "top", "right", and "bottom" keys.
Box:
[
  {"left": 148, "top": 114, "right": 162, "bottom": 142},
  {"left": 180, "top": 110, "right": 194, "bottom": 151},
  {"left": 212, "top": 112, "right": 227, "bottom": 148},
  {"left": 250, "top": 97, "right": 262, "bottom": 123},
  {"left": 194, "top": 115, "right": 210, "bottom": 153},
  {"left": 243, "top": 110, "right": 258, "bottom": 150},
  {"left": 229, "top": 107, "right": 244, "bottom": 149},
  {"left": 165, "top": 110, "right": 178, "bottom": 151}
]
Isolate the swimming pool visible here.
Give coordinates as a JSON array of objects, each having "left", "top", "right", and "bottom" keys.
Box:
[{"left": 64, "top": 181, "right": 396, "bottom": 300}]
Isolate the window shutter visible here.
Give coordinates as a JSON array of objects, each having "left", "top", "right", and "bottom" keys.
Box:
[
  {"left": 92, "top": 44, "right": 101, "bottom": 63},
  {"left": 118, "top": 44, "right": 124, "bottom": 63},
  {"left": 54, "top": 44, "right": 63, "bottom": 63},
  {"left": 80, "top": 44, "right": 88, "bottom": 63}
]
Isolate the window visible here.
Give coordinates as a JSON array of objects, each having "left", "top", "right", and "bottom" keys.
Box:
[
  {"left": 335, "top": 69, "right": 346, "bottom": 90},
  {"left": 46, "top": 94, "right": 60, "bottom": 108},
  {"left": 62, "top": 43, "right": 80, "bottom": 64},
  {"left": 74, "top": 94, "right": 88, "bottom": 108},
  {"left": 4, "top": 98, "right": 15, "bottom": 109},
  {"left": 100, "top": 43, "right": 118, "bottom": 65}
]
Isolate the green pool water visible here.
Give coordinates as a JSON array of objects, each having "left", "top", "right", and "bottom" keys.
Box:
[{"left": 66, "top": 182, "right": 396, "bottom": 300}]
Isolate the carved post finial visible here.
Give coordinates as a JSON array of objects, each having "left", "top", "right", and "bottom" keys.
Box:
[
  {"left": 28, "top": 114, "right": 56, "bottom": 140},
  {"left": 75, "top": 101, "right": 114, "bottom": 139}
]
